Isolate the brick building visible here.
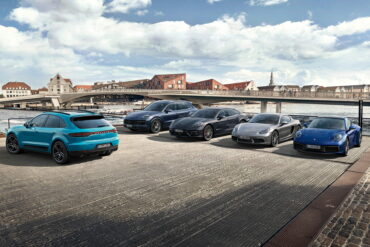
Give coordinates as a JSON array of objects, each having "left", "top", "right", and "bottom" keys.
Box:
[
  {"left": 224, "top": 81, "right": 258, "bottom": 91},
  {"left": 186, "top": 79, "right": 228, "bottom": 90},
  {"left": 73, "top": 85, "right": 93, "bottom": 92},
  {"left": 146, "top": 74, "right": 186, "bottom": 90}
]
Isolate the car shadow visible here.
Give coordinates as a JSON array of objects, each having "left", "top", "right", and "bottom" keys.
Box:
[
  {"left": 0, "top": 146, "right": 104, "bottom": 167},
  {"left": 146, "top": 132, "right": 206, "bottom": 143},
  {"left": 210, "top": 137, "right": 348, "bottom": 163}
]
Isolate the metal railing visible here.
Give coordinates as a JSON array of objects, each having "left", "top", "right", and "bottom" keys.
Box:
[{"left": 7, "top": 117, "right": 32, "bottom": 129}]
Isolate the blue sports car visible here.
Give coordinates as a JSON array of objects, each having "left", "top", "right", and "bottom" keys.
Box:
[
  {"left": 123, "top": 100, "right": 197, "bottom": 133},
  {"left": 6, "top": 111, "right": 119, "bottom": 164},
  {"left": 293, "top": 117, "right": 362, "bottom": 156}
]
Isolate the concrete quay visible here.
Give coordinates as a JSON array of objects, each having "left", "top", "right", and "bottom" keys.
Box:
[{"left": 0, "top": 128, "right": 369, "bottom": 246}]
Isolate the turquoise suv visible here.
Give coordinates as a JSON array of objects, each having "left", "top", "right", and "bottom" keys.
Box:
[{"left": 5, "top": 111, "right": 119, "bottom": 164}]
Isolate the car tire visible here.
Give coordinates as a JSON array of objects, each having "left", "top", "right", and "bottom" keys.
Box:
[
  {"left": 355, "top": 132, "right": 362, "bottom": 147},
  {"left": 270, "top": 131, "right": 279, "bottom": 147},
  {"left": 343, "top": 139, "right": 350, "bottom": 156},
  {"left": 202, "top": 125, "right": 214, "bottom": 141},
  {"left": 6, "top": 133, "right": 22, "bottom": 154},
  {"left": 150, "top": 118, "right": 162, "bottom": 133},
  {"left": 52, "top": 141, "right": 70, "bottom": 165}
]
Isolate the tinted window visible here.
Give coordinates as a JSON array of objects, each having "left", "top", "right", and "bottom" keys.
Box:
[
  {"left": 308, "top": 118, "right": 345, "bottom": 130},
  {"left": 30, "top": 114, "right": 48, "bottom": 127},
  {"left": 178, "top": 103, "right": 188, "bottom": 110},
  {"left": 249, "top": 114, "right": 280, "bottom": 125},
  {"left": 144, "top": 101, "right": 170, "bottom": 111},
  {"left": 219, "top": 110, "right": 229, "bottom": 117},
  {"left": 166, "top": 104, "right": 177, "bottom": 111},
  {"left": 281, "top": 116, "right": 291, "bottom": 123},
  {"left": 72, "top": 115, "right": 111, "bottom": 129},
  {"left": 191, "top": 109, "right": 220, "bottom": 119},
  {"left": 45, "top": 115, "right": 65, "bottom": 128},
  {"left": 226, "top": 109, "right": 239, "bottom": 116}
]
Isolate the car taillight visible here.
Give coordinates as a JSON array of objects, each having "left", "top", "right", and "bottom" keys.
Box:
[
  {"left": 69, "top": 132, "right": 92, "bottom": 137},
  {"left": 69, "top": 129, "right": 117, "bottom": 137}
]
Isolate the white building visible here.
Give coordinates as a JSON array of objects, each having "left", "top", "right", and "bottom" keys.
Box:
[
  {"left": 1, "top": 82, "right": 32, "bottom": 98},
  {"left": 48, "top": 73, "right": 73, "bottom": 94}
]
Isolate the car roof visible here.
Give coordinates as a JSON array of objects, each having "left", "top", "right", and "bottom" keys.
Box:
[
  {"left": 44, "top": 111, "right": 101, "bottom": 118},
  {"left": 314, "top": 116, "right": 346, "bottom": 120},
  {"left": 154, "top": 100, "right": 191, "bottom": 104}
]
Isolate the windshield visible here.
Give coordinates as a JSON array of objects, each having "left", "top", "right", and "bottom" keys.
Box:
[
  {"left": 191, "top": 109, "right": 220, "bottom": 119},
  {"left": 249, "top": 114, "right": 280, "bottom": 125},
  {"left": 308, "top": 118, "right": 346, "bottom": 130},
  {"left": 72, "top": 115, "right": 111, "bottom": 129},
  {"left": 144, "top": 101, "right": 170, "bottom": 112}
]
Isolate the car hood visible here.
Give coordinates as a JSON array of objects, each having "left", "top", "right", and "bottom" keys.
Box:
[
  {"left": 236, "top": 123, "right": 276, "bottom": 134},
  {"left": 125, "top": 111, "right": 160, "bottom": 120},
  {"left": 297, "top": 128, "right": 345, "bottom": 142},
  {"left": 172, "top": 117, "right": 210, "bottom": 129}
]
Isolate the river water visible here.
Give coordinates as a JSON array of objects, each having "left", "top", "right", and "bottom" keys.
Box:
[{"left": 1, "top": 103, "right": 370, "bottom": 133}]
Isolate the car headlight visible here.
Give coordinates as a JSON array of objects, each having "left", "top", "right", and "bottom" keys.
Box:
[
  {"left": 258, "top": 128, "right": 271, "bottom": 134},
  {"left": 295, "top": 131, "right": 302, "bottom": 138},
  {"left": 333, "top": 133, "right": 343, "bottom": 142}
]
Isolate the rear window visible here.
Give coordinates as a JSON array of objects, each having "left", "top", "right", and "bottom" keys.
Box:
[{"left": 72, "top": 115, "right": 111, "bottom": 129}]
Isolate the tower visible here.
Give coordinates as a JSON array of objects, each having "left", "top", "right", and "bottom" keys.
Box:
[{"left": 269, "top": 71, "right": 275, "bottom": 86}]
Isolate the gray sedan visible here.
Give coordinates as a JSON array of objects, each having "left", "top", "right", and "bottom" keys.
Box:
[{"left": 231, "top": 113, "right": 301, "bottom": 146}]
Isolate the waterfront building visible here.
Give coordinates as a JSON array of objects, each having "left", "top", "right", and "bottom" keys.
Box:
[
  {"left": 73, "top": 85, "right": 93, "bottom": 92},
  {"left": 258, "top": 85, "right": 286, "bottom": 92},
  {"left": 342, "top": 84, "right": 370, "bottom": 93},
  {"left": 38, "top": 87, "right": 48, "bottom": 94},
  {"left": 146, "top": 73, "right": 186, "bottom": 90},
  {"left": 224, "top": 81, "right": 259, "bottom": 91},
  {"left": 48, "top": 73, "right": 73, "bottom": 94},
  {"left": 93, "top": 79, "right": 149, "bottom": 91},
  {"left": 187, "top": 79, "right": 228, "bottom": 90},
  {"left": 302, "top": 85, "right": 321, "bottom": 92},
  {"left": 284, "top": 85, "right": 301, "bottom": 92},
  {"left": 1, "top": 82, "right": 31, "bottom": 98}
]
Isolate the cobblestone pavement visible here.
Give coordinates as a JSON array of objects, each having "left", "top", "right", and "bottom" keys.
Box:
[
  {"left": 0, "top": 131, "right": 368, "bottom": 246},
  {"left": 311, "top": 169, "right": 370, "bottom": 247}
]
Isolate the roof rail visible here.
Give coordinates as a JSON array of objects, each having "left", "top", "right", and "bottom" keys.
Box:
[{"left": 48, "top": 111, "right": 70, "bottom": 115}]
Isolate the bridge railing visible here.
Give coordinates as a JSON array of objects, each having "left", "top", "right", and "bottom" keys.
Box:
[{"left": 90, "top": 88, "right": 370, "bottom": 100}]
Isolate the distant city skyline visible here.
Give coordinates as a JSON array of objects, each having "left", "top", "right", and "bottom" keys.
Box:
[{"left": 1, "top": 0, "right": 370, "bottom": 91}]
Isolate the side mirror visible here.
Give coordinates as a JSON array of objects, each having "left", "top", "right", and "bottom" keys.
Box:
[
  {"left": 303, "top": 122, "right": 309, "bottom": 128},
  {"left": 24, "top": 122, "right": 28, "bottom": 128},
  {"left": 280, "top": 121, "right": 288, "bottom": 126},
  {"left": 24, "top": 122, "right": 33, "bottom": 128},
  {"left": 165, "top": 109, "right": 172, "bottom": 113}
]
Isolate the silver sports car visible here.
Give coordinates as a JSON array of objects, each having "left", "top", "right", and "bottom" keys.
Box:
[{"left": 231, "top": 113, "right": 301, "bottom": 146}]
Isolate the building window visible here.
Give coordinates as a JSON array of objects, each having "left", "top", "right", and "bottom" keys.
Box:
[
  {"left": 177, "top": 80, "right": 182, "bottom": 84},
  {"left": 168, "top": 85, "right": 173, "bottom": 89}
]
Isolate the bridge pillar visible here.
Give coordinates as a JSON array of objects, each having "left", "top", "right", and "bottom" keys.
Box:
[
  {"left": 20, "top": 102, "right": 27, "bottom": 109},
  {"left": 276, "top": 102, "right": 282, "bottom": 113},
  {"left": 51, "top": 98, "right": 61, "bottom": 109},
  {"left": 260, "top": 101, "right": 267, "bottom": 113},
  {"left": 90, "top": 97, "right": 94, "bottom": 104}
]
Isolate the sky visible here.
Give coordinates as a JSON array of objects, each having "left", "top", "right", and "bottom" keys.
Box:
[{"left": 1, "top": 0, "right": 370, "bottom": 90}]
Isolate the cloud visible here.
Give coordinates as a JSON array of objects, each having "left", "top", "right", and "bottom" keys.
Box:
[
  {"left": 136, "top": 9, "right": 149, "bottom": 16},
  {"left": 207, "top": 0, "right": 223, "bottom": 4},
  {"left": 3, "top": 0, "right": 370, "bottom": 87},
  {"left": 249, "top": 0, "right": 288, "bottom": 6},
  {"left": 105, "top": 0, "right": 151, "bottom": 13}
]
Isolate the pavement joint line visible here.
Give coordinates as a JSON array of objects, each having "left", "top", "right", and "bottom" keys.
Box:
[{"left": 263, "top": 146, "right": 370, "bottom": 247}]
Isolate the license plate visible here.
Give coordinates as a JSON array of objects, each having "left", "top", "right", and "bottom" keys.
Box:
[
  {"left": 126, "top": 124, "right": 133, "bottom": 128},
  {"left": 307, "top": 144, "right": 321, "bottom": 150},
  {"left": 97, "top": 143, "right": 111, "bottom": 149},
  {"left": 239, "top": 136, "right": 251, "bottom": 140},
  {"left": 175, "top": 129, "right": 183, "bottom": 133}
]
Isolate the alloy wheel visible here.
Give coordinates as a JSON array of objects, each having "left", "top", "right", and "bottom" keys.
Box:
[
  {"left": 151, "top": 119, "right": 161, "bottom": 133},
  {"left": 203, "top": 125, "right": 213, "bottom": 141},
  {"left": 52, "top": 141, "right": 69, "bottom": 164},
  {"left": 6, "top": 134, "right": 21, "bottom": 154},
  {"left": 271, "top": 131, "right": 279, "bottom": 147}
]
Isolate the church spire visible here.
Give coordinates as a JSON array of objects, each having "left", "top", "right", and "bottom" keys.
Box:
[{"left": 269, "top": 70, "right": 275, "bottom": 86}]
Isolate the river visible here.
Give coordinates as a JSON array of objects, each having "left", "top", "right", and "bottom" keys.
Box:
[{"left": 1, "top": 102, "right": 370, "bottom": 134}]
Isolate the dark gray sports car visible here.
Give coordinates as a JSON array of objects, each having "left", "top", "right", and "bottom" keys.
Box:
[
  {"left": 169, "top": 108, "right": 248, "bottom": 141},
  {"left": 232, "top": 113, "right": 301, "bottom": 146}
]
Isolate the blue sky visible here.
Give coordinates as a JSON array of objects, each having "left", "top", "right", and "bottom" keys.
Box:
[{"left": 1, "top": 0, "right": 370, "bottom": 90}]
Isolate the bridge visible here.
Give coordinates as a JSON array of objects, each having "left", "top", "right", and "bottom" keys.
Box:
[{"left": 1, "top": 89, "right": 370, "bottom": 113}]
